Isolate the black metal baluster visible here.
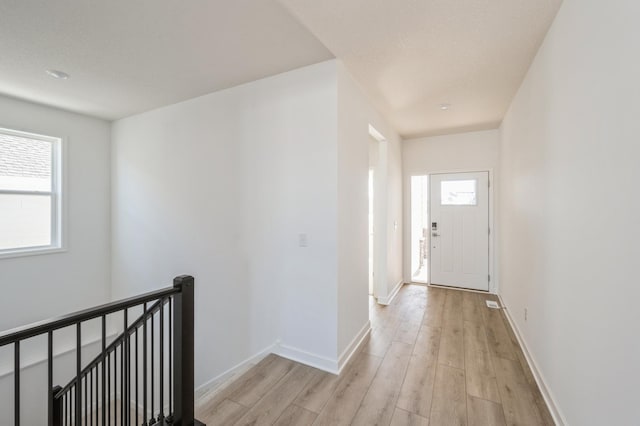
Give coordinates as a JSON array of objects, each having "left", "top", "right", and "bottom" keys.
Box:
[
  {"left": 112, "top": 353, "right": 115, "bottom": 426},
  {"left": 48, "top": 331, "right": 53, "bottom": 426},
  {"left": 151, "top": 308, "right": 155, "bottom": 421},
  {"left": 168, "top": 298, "right": 172, "bottom": 416},
  {"left": 94, "top": 367, "right": 98, "bottom": 426},
  {"left": 159, "top": 300, "right": 164, "bottom": 420},
  {"left": 112, "top": 348, "right": 116, "bottom": 424},
  {"left": 84, "top": 375, "right": 88, "bottom": 426},
  {"left": 107, "top": 352, "right": 110, "bottom": 426},
  {"left": 113, "top": 345, "right": 116, "bottom": 425},
  {"left": 143, "top": 303, "right": 148, "bottom": 425},
  {"left": 76, "top": 323, "right": 81, "bottom": 425},
  {"left": 15, "top": 340, "right": 20, "bottom": 426},
  {"left": 135, "top": 326, "right": 138, "bottom": 425},
  {"left": 101, "top": 316, "right": 106, "bottom": 426},
  {"left": 64, "top": 393, "right": 67, "bottom": 426},
  {"left": 115, "top": 341, "right": 124, "bottom": 424},
  {"left": 124, "top": 309, "right": 129, "bottom": 426},
  {"left": 89, "top": 369, "right": 92, "bottom": 426}
]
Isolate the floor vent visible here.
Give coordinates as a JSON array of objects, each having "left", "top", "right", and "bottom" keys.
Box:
[{"left": 486, "top": 300, "right": 501, "bottom": 309}]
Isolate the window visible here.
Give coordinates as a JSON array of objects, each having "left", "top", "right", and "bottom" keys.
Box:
[
  {"left": 0, "top": 127, "right": 63, "bottom": 256},
  {"left": 441, "top": 179, "right": 477, "bottom": 205}
]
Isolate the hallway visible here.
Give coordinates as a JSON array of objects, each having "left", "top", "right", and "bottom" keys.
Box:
[{"left": 195, "top": 285, "right": 553, "bottom": 425}]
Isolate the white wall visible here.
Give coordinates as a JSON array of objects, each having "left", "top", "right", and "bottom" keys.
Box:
[
  {"left": 0, "top": 95, "right": 112, "bottom": 330},
  {"left": 112, "top": 61, "right": 340, "bottom": 384},
  {"left": 402, "top": 130, "right": 500, "bottom": 288},
  {"left": 385, "top": 129, "right": 403, "bottom": 297},
  {"left": 499, "top": 1, "right": 640, "bottom": 424},
  {"left": 336, "top": 63, "right": 402, "bottom": 356},
  {"left": 0, "top": 95, "right": 111, "bottom": 424}
]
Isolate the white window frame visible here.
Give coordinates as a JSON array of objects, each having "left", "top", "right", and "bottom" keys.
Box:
[{"left": 0, "top": 127, "right": 65, "bottom": 259}]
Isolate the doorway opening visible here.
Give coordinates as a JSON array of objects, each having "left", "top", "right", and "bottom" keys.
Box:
[{"left": 410, "top": 175, "right": 429, "bottom": 283}]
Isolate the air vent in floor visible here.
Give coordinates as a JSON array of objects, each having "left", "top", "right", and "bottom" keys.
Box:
[{"left": 486, "top": 300, "right": 501, "bottom": 309}]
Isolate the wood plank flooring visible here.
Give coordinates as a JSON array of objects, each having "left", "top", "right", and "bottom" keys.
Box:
[{"left": 195, "top": 285, "right": 554, "bottom": 425}]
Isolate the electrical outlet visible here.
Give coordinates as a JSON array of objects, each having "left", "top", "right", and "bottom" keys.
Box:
[
  {"left": 524, "top": 308, "right": 528, "bottom": 321},
  {"left": 298, "top": 233, "right": 308, "bottom": 247}
]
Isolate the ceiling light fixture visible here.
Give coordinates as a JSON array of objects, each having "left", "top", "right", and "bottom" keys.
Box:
[
  {"left": 439, "top": 103, "right": 451, "bottom": 111},
  {"left": 45, "top": 69, "right": 70, "bottom": 80}
]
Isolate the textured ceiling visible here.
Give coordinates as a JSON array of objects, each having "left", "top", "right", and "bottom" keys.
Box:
[
  {"left": 0, "top": 0, "right": 333, "bottom": 120},
  {"left": 0, "top": 0, "right": 562, "bottom": 135},
  {"left": 279, "top": 0, "right": 563, "bottom": 138}
]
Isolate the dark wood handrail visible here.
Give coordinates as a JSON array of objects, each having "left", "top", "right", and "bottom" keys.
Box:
[{"left": 0, "top": 285, "right": 179, "bottom": 346}]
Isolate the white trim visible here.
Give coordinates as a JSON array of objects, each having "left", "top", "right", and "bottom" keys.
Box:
[
  {"left": 0, "top": 126, "right": 60, "bottom": 143},
  {"left": 369, "top": 125, "right": 389, "bottom": 301},
  {"left": 0, "top": 127, "right": 66, "bottom": 258},
  {"left": 377, "top": 280, "right": 404, "bottom": 305},
  {"left": 195, "top": 342, "right": 276, "bottom": 396},
  {"left": 337, "top": 320, "right": 371, "bottom": 374},
  {"left": 0, "top": 246, "right": 67, "bottom": 260},
  {"left": 368, "top": 124, "right": 386, "bottom": 143},
  {"left": 428, "top": 283, "right": 494, "bottom": 295},
  {"left": 427, "top": 169, "right": 496, "bottom": 293},
  {"left": 195, "top": 323, "right": 372, "bottom": 399},
  {"left": 404, "top": 168, "right": 497, "bottom": 292},
  {"left": 497, "top": 294, "right": 567, "bottom": 426},
  {"left": 273, "top": 342, "right": 339, "bottom": 374}
]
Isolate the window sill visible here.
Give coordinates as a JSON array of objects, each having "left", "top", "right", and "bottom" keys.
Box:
[{"left": 0, "top": 246, "right": 67, "bottom": 260}]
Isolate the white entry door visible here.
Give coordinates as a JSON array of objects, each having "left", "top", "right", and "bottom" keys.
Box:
[{"left": 430, "top": 172, "right": 489, "bottom": 291}]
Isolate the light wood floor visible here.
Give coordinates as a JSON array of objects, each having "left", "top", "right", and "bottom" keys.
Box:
[{"left": 195, "top": 285, "right": 554, "bottom": 425}]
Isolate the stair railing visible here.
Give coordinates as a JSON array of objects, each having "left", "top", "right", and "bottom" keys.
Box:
[{"left": 0, "top": 275, "right": 204, "bottom": 426}]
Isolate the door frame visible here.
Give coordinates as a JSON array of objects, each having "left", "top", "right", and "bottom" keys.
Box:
[
  {"left": 369, "top": 124, "right": 388, "bottom": 301},
  {"left": 425, "top": 168, "right": 496, "bottom": 293}
]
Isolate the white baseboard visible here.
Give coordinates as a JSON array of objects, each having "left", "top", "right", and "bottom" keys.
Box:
[
  {"left": 377, "top": 280, "right": 404, "bottom": 305},
  {"left": 497, "top": 294, "right": 567, "bottom": 426},
  {"left": 274, "top": 342, "right": 340, "bottom": 374},
  {"left": 195, "top": 342, "right": 276, "bottom": 396},
  {"left": 337, "top": 321, "right": 371, "bottom": 375},
  {"left": 195, "top": 322, "right": 371, "bottom": 398},
  {"left": 429, "top": 283, "right": 496, "bottom": 295}
]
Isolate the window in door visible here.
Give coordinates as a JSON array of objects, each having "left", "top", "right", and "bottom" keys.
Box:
[{"left": 441, "top": 179, "right": 477, "bottom": 205}]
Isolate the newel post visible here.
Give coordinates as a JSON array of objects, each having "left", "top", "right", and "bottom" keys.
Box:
[
  {"left": 173, "top": 275, "right": 195, "bottom": 425},
  {"left": 51, "top": 385, "right": 63, "bottom": 426}
]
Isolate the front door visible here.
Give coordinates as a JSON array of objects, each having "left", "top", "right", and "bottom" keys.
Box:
[{"left": 430, "top": 172, "right": 489, "bottom": 291}]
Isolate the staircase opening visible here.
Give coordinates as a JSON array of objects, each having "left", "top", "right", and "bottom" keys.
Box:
[{"left": 0, "top": 275, "right": 204, "bottom": 426}]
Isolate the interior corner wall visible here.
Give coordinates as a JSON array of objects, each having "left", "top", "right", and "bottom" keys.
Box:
[
  {"left": 336, "top": 61, "right": 402, "bottom": 356},
  {"left": 401, "top": 130, "right": 500, "bottom": 289},
  {"left": 499, "top": 1, "right": 640, "bottom": 424},
  {"left": 111, "top": 60, "right": 339, "bottom": 386}
]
